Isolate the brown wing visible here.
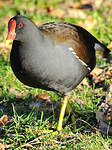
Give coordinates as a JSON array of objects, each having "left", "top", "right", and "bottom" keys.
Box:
[{"left": 39, "top": 22, "right": 96, "bottom": 70}]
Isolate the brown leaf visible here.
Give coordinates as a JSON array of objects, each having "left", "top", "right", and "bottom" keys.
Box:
[
  {"left": 50, "top": 9, "right": 65, "bottom": 18},
  {"left": 90, "top": 67, "right": 104, "bottom": 85},
  {"left": 106, "top": 116, "right": 112, "bottom": 121},
  {"left": 91, "top": 67, "right": 104, "bottom": 76},
  {"left": 78, "top": 16, "right": 96, "bottom": 31},
  {"left": 30, "top": 93, "right": 51, "bottom": 110},
  {"left": 46, "top": 6, "right": 53, "bottom": 13},
  {"left": 107, "top": 41, "right": 112, "bottom": 49},
  {"left": 30, "top": 93, "right": 61, "bottom": 113},
  {"left": 92, "top": 0, "right": 103, "bottom": 9},
  {"left": 67, "top": 9, "right": 87, "bottom": 19},
  {"left": 0, "top": 115, "right": 8, "bottom": 126},
  {"left": 0, "top": 143, "right": 5, "bottom": 150},
  {"left": 90, "top": 66, "right": 112, "bottom": 88},
  {"left": 66, "top": 1, "right": 80, "bottom": 9},
  {"left": 36, "top": 93, "right": 50, "bottom": 101},
  {"left": 105, "top": 66, "right": 112, "bottom": 78}
]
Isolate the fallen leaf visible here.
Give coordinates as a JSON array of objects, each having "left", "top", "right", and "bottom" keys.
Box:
[
  {"left": 46, "top": 6, "right": 53, "bottom": 13},
  {"left": 0, "top": 143, "right": 5, "bottom": 150},
  {"left": 50, "top": 9, "right": 65, "bottom": 18},
  {"left": 107, "top": 41, "right": 112, "bottom": 49},
  {"left": 36, "top": 93, "right": 50, "bottom": 101},
  {"left": 29, "top": 93, "right": 61, "bottom": 113},
  {"left": 0, "top": 115, "right": 8, "bottom": 126},
  {"left": 93, "top": 0, "right": 103, "bottom": 9},
  {"left": 67, "top": 9, "right": 87, "bottom": 19},
  {"left": 30, "top": 93, "right": 51, "bottom": 110},
  {"left": 90, "top": 67, "right": 104, "bottom": 86},
  {"left": 68, "top": 2, "right": 81, "bottom": 9},
  {"left": 105, "top": 66, "right": 112, "bottom": 78},
  {"left": 78, "top": 16, "right": 96, "bottom": 31},
  {"left": 91, "top": 67, "right": 104, "bottom": 76}
]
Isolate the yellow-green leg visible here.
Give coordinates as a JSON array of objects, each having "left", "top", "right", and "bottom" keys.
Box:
[
  {"left": 41, "top": 95, "right": 76, "bottom": 134},
  {"left": 57, "top": 95, "right": 68, "bottom": 131},
  {"left": 57, "top": 95, "right": 76, "bottom": 131}
]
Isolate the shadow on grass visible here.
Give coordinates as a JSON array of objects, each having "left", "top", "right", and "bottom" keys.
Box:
[
  {"left": 0, "top": 94, "right": 97, "bottom": 126},
  {"left": 0, "top": 78, "right": 111, "bottom": 139}
]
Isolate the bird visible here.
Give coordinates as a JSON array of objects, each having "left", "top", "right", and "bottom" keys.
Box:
[{"left": 6, "top": 16, "right": 110, "bottom": 132}]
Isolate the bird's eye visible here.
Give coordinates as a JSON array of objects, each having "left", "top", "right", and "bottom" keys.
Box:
[{"left": 18, "top": 22, "right": 23, "bottom": 29}]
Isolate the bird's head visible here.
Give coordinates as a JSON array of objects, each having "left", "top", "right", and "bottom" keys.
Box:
[{"left": 6, "top": 16, "right": 37, "bottom": 45}]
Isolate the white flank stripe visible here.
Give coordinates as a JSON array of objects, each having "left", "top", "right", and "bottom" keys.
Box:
[
  {"left": 68, "top": 47, "right": 91, "bottom": 71},
  {"left": 69, "top": 47, "right": 74, "bottom": 51}
]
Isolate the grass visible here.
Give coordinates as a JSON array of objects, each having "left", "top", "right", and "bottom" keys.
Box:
[{"left": 0, "top": 0, "right": 112, "bottom": 149}]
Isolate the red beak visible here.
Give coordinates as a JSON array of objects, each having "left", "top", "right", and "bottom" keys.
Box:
[
  {"left": 6, "top": 19, "right": 16, "bottom": 40},
  {"left": 6, "top": 32, "right": 16, "bottom": 40}
]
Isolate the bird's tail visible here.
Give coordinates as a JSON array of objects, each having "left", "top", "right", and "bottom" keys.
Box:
[{"left": 94, "top": 42, "right": 110, "bottom": 53}]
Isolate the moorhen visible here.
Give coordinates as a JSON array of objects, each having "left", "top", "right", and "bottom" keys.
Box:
[{"left": 6, "top": 16, "right": 110, "bottom": 131}]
